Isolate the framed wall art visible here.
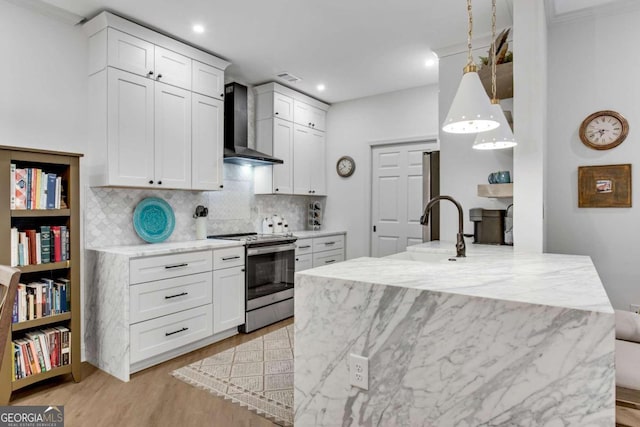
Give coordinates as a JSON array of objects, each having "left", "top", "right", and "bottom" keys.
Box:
[{"left": 578, "top": 164, "right": 632, "bottom": 208}]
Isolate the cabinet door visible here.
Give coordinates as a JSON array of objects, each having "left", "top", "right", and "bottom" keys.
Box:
[
  {"left": 295, "top": 253, "right": 313, "bottom": 272},
  {"left": 309, "top": 129, "right": 326, "bottom": 195},
  {"left": 310, "top": 106, "right": 326, "bottom": 131},
  {"left": 192, "top": 61, "right": 224, "bottom": 100},
  {"left": 155, "top": 82, "right": 191, "bottom": 189},
  {"left": 213, "top": 266, "right": 246, "bottom": 334},
  {"left": 154, "top": 46, "right": 192, "bottom": 90},
  {"left": 293, "top": 100, "right": 313, "bottom": 128},
  {"left": 107, "top": 68, "right": 155, "bottom": 187},
  {"left": 192, "top": 94, "right": 223, "bottom": 191},
  {"left": 107, "top": 28, "right": 154, "bottom": 78},
  {"left": 274, "top": 92, "right": 294, "bottom": 121},
  {"left": 272, "top": 118, "right": 294, "bottom": 194},
  {"left": 293, "top": 125, "right": 312, "bottom": 195}
]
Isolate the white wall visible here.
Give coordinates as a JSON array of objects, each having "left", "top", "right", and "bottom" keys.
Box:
[
  {"left": 513, "top": 0, "right": 547, "bottom": 253},
  {"left": 547, "top": 8, "right": 640, "bottom": 310},
  {"left": 438, "top": 49, "right": 513, "bottom": 243},
  {"left": 0, "top": 0, "right": 88, "bottom": 153},
  {"left": 323, "top": 85, "right": 439, "bottom": 259}
]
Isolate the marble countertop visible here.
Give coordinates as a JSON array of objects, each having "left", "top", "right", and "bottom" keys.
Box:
[
  {"left": 298, "top": 241, "right": 613, "bottom": 313},
  {"left": 292, "top": 230, "right": 346, "bottom": 239},
  {"left": 89, "top": 239, "right": 244, "bottom": 257}
]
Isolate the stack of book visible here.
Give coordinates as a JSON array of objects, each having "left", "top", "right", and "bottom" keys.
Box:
[
  {"left": 12, "top": 327, "right": 71, "bottom": 380},
  {"left": 10, "top": 164, "right": 66, "bottom": 210},
  {"left": 12, "top": 278, "right": 70, "bottom": 323},
  {"left": 9, "top": 225, "right": 70, "bottom": 267}
]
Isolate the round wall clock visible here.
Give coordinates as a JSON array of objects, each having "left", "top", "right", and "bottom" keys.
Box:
[
  {"left": 336, "top": 156, "right": 356, "bottom": 177},
  {"left": 579, "top": 110, "right": 629, "bottom": 150}
]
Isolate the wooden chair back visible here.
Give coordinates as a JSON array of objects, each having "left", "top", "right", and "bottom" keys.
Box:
[{"left": 0, "top": 266, "right": 20, "bottom": 373}]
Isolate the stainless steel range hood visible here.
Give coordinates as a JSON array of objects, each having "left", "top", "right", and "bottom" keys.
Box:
[{"left": 224, "top": 82, "right": 283, "bottom": 166}]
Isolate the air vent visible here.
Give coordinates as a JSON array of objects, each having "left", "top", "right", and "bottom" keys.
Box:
[{"left": 276, "top": 72, "right": 302, "bottom": 83}]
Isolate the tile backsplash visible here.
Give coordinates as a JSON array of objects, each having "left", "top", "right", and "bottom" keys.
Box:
[{"left": 84, "top": 164, "right": 322, "bottom": 248}]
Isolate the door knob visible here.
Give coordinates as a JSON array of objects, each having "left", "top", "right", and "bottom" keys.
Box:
[{"left": 147, "top": 71, "right": 154, "bottom": 77}]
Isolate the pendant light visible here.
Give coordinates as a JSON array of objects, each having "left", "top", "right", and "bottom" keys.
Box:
[
  {"left": 473, "top": 0, "right": 517, "bottom": 150},
  {"left": 442, "top": 0, "right": 499, "bottom": 134}
]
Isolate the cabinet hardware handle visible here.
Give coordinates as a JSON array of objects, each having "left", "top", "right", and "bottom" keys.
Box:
[
  {"left": 312, "top": 190, "right": 316, "bottom": 193},
  {"left": 308, "top": 190, "right": 312, "bottom": 193},
  {"left": 158, "top": 181, "right": 162, "bottom": 185},
  {"left": 325, "top": 242, "right": 336, "bottom": 246},
  {"left": 220, "top": 93, "right": 224, "bottom": 98},
  {"left": 165, "top": 327, "right": 188, "bottom": 336},
  {"left": 148, "top": 180, "right": 154, "bottom": 184},
  {"left": 156, "top": 74, "right": 163, "bottom": 80},
  {"left": 147, "top": 71, "right": 154, "bottom": 76},
  {"left": 220, "top": 185, "right": 224, "bottom": 189},
  {"left": 165, "top": 263, "right": 188, "bottom": 269},
  {"left": 275, "top": 188, "right": 279, "bottom": 191},
  {"left": 222, "top": 255, "right": 241, "bottom": 261},
  {"left": 298, "top": 245, "right": 311, "bottom": 249},
  {"left": 308, "top": 122, "right": 312, "bottom": 126},
  {"left": 241, "top": 268, "right": 245, "bottom": 272},
  {"left": 325, "top": 260, "right": 336, "bottom": 264},
  {"left": 165, "top": 292, "right": 188, "bottom": 299},
  {"left": 275, "top": 112, "right": 279, "bottom": 115},
  {"left": 296, "top": 258, "right": 299, "bottom": 261}
]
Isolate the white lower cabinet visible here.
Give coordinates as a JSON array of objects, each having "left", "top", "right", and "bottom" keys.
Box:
[
  {"left": 295, "top": 233, "right": 346, "bottom": 272},
  {"left": 213, "top": 266, "right": 246, "bottom": 334}
]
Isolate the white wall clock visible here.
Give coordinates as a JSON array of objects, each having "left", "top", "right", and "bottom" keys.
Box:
[
  {"left": 336, "top": 156, "right": 356, "bottom": 177},
  {"left": 579, "top": 110, "right": 629, "bottom": 150}
]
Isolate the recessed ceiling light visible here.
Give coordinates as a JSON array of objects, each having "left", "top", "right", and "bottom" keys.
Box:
[
  {"left": 425, "top": 58, "right": 436, "bottom": 67},
  {"left": 317, "top": 84, "right": 326, "bottom": 92},
  {"left": 193, "top": 24, "right": 205, "bottom": 34}
]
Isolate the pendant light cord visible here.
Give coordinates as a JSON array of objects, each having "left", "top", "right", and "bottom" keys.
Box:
[
  {"left": 466, "top": 0, "right": 473, "bottom": 66},
  {"left": 491, "top": 0, "right": 497, "bottom": 101}
]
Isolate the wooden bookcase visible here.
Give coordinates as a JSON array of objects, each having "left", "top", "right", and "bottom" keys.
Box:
[{"left": 0, "top": 145, "right": 82, "bottom": 404}]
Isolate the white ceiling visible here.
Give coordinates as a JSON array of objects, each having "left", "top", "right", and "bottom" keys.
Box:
[{"left": 34, "top": 0, "right": 514, "bottom": 104}]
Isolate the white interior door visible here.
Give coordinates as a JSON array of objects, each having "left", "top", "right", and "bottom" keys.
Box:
[{"left": 371, "top": 142, "right": 436, "bottom": 257}]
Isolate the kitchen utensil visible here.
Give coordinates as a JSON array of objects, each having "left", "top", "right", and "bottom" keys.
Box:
[
  {"left": 273, "top": 214, "right": 283, "bottom": 233},
  {"left": 262, "top": 217, "right": 273, "bottom": 234},
  {"left": 196, "top": 217, "right": 207, "bottom": 240}
]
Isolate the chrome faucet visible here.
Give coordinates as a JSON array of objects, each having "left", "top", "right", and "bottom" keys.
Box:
[{"left": 420, "top": 195, "right": 466, "bottom": 257}]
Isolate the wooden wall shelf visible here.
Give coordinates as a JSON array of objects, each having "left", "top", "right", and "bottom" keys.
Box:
[{"left": 478, "top": 183, "right": 513, "bottom": 198}]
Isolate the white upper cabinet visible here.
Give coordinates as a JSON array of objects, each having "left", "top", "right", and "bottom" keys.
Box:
[
  {"left": 154, "top": 82, "right": 192, "bottom": 189},
  {"left": 192, "top": 94, "right": 224, "bottom": 191},
  {"left": 192, "top": 61, "right": 225, "bottom": 100},
  {"left": 309, "top": 129, "right": 327, "bottom": 195},
  {"left": 256, "top": 90, "right": 294, "bottom": 122},
  {"left": 294, "top": 100, "right": 326, "bottom": 131},
  {"left": 293, "top": 126, "right": 326, "bottom": 196},
  {"left": 85, "top": 12, "right": 230, "bottom": 190},
  {"left": 154, "top": 46, "right": 191, "bottom": 90},
  {"left": 106, "top": 28, "right": 154, "bottom": 78},
  {"left": 106, "top": 68, "right": 155, "bottom": 187}
]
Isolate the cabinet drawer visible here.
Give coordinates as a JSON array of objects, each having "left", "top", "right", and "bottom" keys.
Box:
[
  {"left": 213, "top": 246, "right": 245, "bottom": 270},
  {"left": 129, "top": 272, "right": 213, "bottom": 324},
  {"left": 154, "top": 46, "right": 192, "bottom": 90},
  {"left": 130, "top": 304, "right": 213, "bottom": 363},
  {"left": 107, "top": 28, "right": 154, "bottom": 78},
  {"left": 295, "top": 253, "right": 313, "bottom": 272},
  {"left": 130, "top": 251, "right": 213, "bottom": 284},
  {"left": 295, "top": 238, "right": 313, "bottom": 255},
  {"left": 312, "top": 249, "right": 344, "bottom": 268},
  {"left": 313, "top": 235, "right": 345, "bottom": 253}
]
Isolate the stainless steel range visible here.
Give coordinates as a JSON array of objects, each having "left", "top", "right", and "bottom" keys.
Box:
[{"left": 208, "top": 232, "right": 296, "bottom": 333}]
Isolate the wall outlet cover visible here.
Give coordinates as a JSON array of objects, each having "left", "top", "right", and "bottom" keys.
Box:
[{"left": 349, "top": 353, "right": 369, "bottom": 390}]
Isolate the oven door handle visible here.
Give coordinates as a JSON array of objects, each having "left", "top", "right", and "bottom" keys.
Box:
[{"left": 247, "top": 243, "right": 297, "bottom": 256}]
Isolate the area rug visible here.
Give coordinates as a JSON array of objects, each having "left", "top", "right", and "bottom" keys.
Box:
[{"left": 171, "top": 325, "right": 294, "bottom": 426}]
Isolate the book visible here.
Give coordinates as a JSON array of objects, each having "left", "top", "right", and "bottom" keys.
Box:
[
  {"left": 13, "top": 343, "right": 22, "bottom": 380},
  {"left": 46, "top": 173, "right": 57, "bottom": 209},
  {"left": 34, "top": 168, "right": 41, "bottom": 210},
  {"left": 60, "top": 226, "right": 68, "bottom": 261},
  {"left": 14, "top": 168, "right": 27, "bottom": 209},
  {"left": 55, "top": 177, "right": 62, "bottom": 209},
  {"left": 41, "top": 278, "right": 54, "bottom": 316},
  {"left": 56, "top": 278, "right": 70, "bottom": 312},
  {"left": 26, "top": 338, "right": 41, "bottom": 373},
  {"left": 26, "top": 283, "right": 43, "bottom": 319},
  {"left": 10, "top": 163, "right": 16, "bottom": 209},
  {"left": 27, "top": 168, "right": 33, "bottom": 210},
  {"left": 16, "top": 339, "right": 32, "bottom": 377},
  {"left": 51, "top": 226, "right": 61, "bottom": 263},
  {"left": 25, "top": 332, "right": 46, "bottom": 372},
  {"left": 55, "top": 326, "right": 70, "bottom": 365},
  {"left": 26, "top": 229, "right": 37, "bottom": 265},
  {"left": 10, "top": 227, "right": 18, "bottom": 267},
  {"left": 40, "top": 226, "right": 51, "bottom": 263},
  {"left": 17, "top": 284, "right": 27, "bottom": 322},
  {"left": 43, "top": 328, "right": 60, "bottom": 368},
  {"left": 39, "top": 172, "right": 47, "bottom": 210},
  {"left": 35, "top": 232, "right": 41, "bottom": 264}
]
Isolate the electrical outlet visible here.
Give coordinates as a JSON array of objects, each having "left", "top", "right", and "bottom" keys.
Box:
[
  {"left": 349, "top": 353, "right": 369, "bottom": 390},
  {"left": 630, "top": 304, "right": 640, "bottom": 314}
]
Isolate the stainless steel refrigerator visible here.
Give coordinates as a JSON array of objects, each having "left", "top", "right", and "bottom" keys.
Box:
[{"left": 422, "top": 151, "right": 440, "bottom": 242}]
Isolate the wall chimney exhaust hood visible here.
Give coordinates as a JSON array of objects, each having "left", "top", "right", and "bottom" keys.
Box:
[{"left": 223, "top": 82, "right": 283, "bottom": 166}]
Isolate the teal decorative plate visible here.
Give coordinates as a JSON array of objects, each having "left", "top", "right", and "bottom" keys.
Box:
[{"left": 133, "top": 197, "right": 175, "bottom": 243}]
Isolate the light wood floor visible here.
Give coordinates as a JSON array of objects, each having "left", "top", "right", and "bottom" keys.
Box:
[
  {"left": 10, "top": 319, "right": 292, "bottom": 427},
  {"left": 8, "top": 317, "right": 639, "bottom": 427}
]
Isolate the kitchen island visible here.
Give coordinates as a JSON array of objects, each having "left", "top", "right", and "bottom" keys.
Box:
[{"left": 294, "top": 242, "right": 614, "bottom": 426}]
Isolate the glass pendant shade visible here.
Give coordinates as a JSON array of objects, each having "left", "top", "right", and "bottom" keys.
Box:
[
  {"left": 473, "top": 102, "right": 517, "bottom": 149},
  {"left": 442, "top": 69, "right": 500, "bottom": 134}
]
